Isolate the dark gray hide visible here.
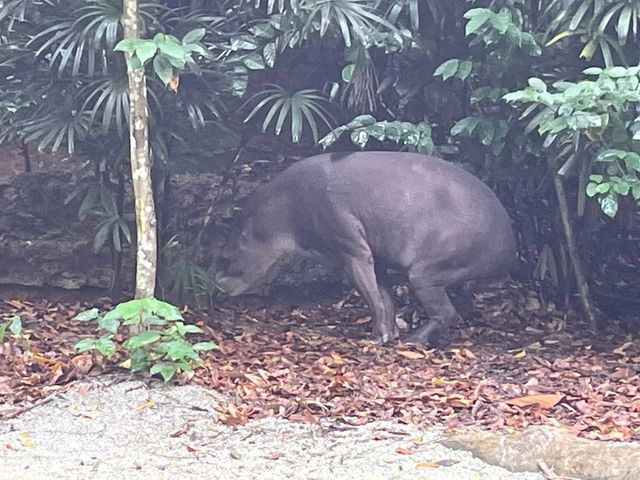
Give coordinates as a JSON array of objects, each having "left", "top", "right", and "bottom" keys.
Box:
[{"left": 216, "top": 152, "right": 516, "bottom": 346}]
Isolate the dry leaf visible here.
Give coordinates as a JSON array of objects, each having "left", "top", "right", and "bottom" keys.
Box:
[
  {"left": 504, "top": 393, "right": 564, "bottom": 409},
  {"left": 416, "top": 461, "right": 440, "bottom": 468},
  {"left": 17, "top": 433, "right": 35, "bottom": 449},
  {"left": 134, "top": 400, "right": 156, "bottom": 412},
  {"left": 397, "top": 350, "right": 425, "bottom": 360},
  {"left": 82, "top": 410, "right": 104, "bottom": 419},
  {"left": 395, "top": 447, "right": 416, "bottom": 455}
]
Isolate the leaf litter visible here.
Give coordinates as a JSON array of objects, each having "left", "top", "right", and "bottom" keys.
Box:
[{"left": 0, "top": 283, "right": 639, "bottom": 441}]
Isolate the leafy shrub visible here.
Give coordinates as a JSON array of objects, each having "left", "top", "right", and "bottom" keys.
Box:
[{"left": 74, "top": 297, "right": 216, "bottom": 381}]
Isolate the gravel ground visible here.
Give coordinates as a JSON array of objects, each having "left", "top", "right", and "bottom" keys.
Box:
[{"left": 0, "top": 375, "right": 544, "bottom": 480}]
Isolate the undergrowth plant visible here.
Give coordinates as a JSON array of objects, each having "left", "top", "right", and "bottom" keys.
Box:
[{"left": 74, "top": 297, "right": 216, "bottom": 381}]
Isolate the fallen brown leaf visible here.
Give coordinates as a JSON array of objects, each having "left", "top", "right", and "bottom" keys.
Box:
[{"left": 503, "top": 393, "right": 564, "bottom": 409}]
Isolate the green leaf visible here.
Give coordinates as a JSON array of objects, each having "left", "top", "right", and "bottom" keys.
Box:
[
  {"left": 599, "top": 193, "right": 618, "bottom": 218},
  {"left": 583, "top": 67, "right": 603, "bottom": 76},
  {"left": 125, "top": 331, "right": 162, "bottom": 349},
  {"left": 606, "top": 66, "right": 628, "bottom": 78},
  {"left": 74, "top": 308, "right": 100, "bottom": 322},
  {"left": 586, "top": 182, "right": 599, "bottom": 197},
  {"left": 457, "top": 60, "right": 473, "bottom": 81},
  {"left": 95, "top": 336, "right": 116, "bottom": 356},
  {"left": 114, "top": 39, "right": 140, "bottom": 53},
  {"left": 135, "top": 42, "right": 157, "bottom": 65},
  {"left": 192, "top": 341, "right": 217, "bottom": 351},
  {"left": 242, "top": 53, "right": 266, "bottom": 70},
  {"left": 182, "top": 28, "right": 205, "bottom": 45},
  {"left": 342, "top": 64, "right": 355, "bottom": 82},
  {"left": 434, "top": 59, "right": 459, "bottom": 81},
  {"left": 490, "top": 10, "right": 511, "bottom": 34},
  {"left": 464, "top": 9, "right": 492, "bottom": 36},
  {"left": 75, "top": 338, "right": 97, "bottom": 353},
  {"left": 164, "top": 339, "right": 199, "bottom": 361},
  {"left": 153, "top": 55, "right": 174, "bottom": 86},
  {"left": 98, "top": 315, "right": 121, "bottom": 334},
  {"left": 527, "top": 78, "right": 547, "bottom": 92},
  {"left": 0, "top": 323, "right": 6, "bottom": 344},
  {"left": 158, "top": 41, "right": 186, "bottom": 60},
  {"left": 8, "top": 316, "right": 22, "bottom": 335},
  {"left": 451, "top": 116, "right": 480, "bottom": 136},
  {"left": 181, "top": 324, "right": 203, "bottom": 334},
  {"left": 263, "top": 42, "right": 276, "bottom": 68},
  {"left": 150, "top": 363, "right": 177, "bottom": 382}
]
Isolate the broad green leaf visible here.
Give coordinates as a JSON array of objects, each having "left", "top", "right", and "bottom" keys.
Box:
[
  {"left": 181, "top": 324, "right": 203, "bottom": 334},
  {"left": 98, "top": 315, "right": 121, "bottom": 334},
  {"left": 464, "top": 9, "right": 492, "bottom": 36},
  {"left": 230, "top": 36, "right": 258, "bottom": 51},
  {"left": 150, "top": 363, "right": 177, "bottom": 382},
  {"left": 95, "top": 336, "right": 116, "bottom": 356},
  {"left": 8, "top": 316, "right": 22, "bottom": 335},
  {"left": 114, "top": 39, "right": 140, "bottom": 52},
  {"left": 457, "top": 60, "right": 473, "bottom": 80},
  {"left": 153, "top": 55, "right": 174, "bottom": 86},
  {"left": 434, "top": 59, "right": 459, "bottom": 81},
  {"left": 135, "top": 42, "right": 157, "bottom": 65},
  {"left": 242, "top": 53, "right": 266, "bottom": 70},
  {"left": 599, "top": 193, "right": 618, "bottom": 218},
  {"left": 527, "top": 77, "right": 547, "bottom": 92},
  {"left": 192, "top": 342, "right": 217, "bottom": 351},
  {"left": 74, "top": 308, "right": 100, "bottom": 322},
  {"left": 158, "top": 41, "right": 185, "bottom": 59},
  {"left": 586, "top": 182, "right": 599, "bottom": 197},
  {"left": 583, "top": 67, "right": 603, "bottom": 75},
  {"left": 342, "top": 64, "right": 355, "bottom": 82},
  {"left": 0, "top": 323, "right": 6, "bottom": 343},
  {"left": 606, "top": 66, "right": 628, "bottom": 78},
  {"left": 125, "top": 331, "right": 162, "bottom": 349},
  {"left": 75, "top": 338, "right": 97, "bottom": 353},
  {"left": 182, "top": 28, "right": 205, "bottom": 45},
  {"left": 490, "top": 10, "right": 511, "bottom": 34},
  {"left": 163, "top": 339, "right": 199, "bottom": 361},
  {"left": 451, "top": 116, "right": 480, "bottom": 136}
]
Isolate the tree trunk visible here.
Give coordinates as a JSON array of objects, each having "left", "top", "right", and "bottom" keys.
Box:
[
  {"left": 121, "top": 0, "right": 157, "bottom": 299},
  {"left": 553, "top": 174, "right": 597, "bottom": 330}
]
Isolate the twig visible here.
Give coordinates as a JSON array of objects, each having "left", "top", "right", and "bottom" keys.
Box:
[{"left": 0, "top": 393, "right": 58, "bottom": 420}]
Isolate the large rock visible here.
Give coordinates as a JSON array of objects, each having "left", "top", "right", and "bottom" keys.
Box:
[{"left": 442, "top": 426, "right": 640, "bottom": 480}]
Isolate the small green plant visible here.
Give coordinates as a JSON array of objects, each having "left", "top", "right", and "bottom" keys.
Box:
[
  {"left": 0, "top": 315, "right": 30, "bottom": 352},
  {"left": 74, "top": 298, "right": 216, "bottom": 382}
]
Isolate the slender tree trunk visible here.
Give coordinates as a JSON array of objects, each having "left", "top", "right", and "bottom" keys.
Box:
[
  {"left": 553, "top": 174, "right": 597, "bottom": 330},
  {"left": 121, "top": 0, "right": 157, "bottom": 298}
]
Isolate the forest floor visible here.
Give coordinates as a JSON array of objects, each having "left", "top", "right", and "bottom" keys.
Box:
[{"left": 0, "top": 283, "right": 639, "bottom": 479}]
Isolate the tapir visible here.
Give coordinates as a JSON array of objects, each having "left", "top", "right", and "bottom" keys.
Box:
[{"left": 215, "top": 151, "right": 517, "bottom": 346}]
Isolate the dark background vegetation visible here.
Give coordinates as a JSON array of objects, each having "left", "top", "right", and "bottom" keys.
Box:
[{"left": 1, "top": 0, "right": 639, "bottom": 329}]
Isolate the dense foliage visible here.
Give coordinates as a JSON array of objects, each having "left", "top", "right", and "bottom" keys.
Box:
[{"left": 1, "top": 0, "right": 639, "bottom": 311}]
